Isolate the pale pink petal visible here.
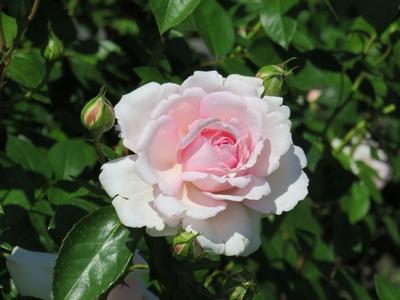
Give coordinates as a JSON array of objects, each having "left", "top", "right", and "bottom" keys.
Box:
[
  {"left": 115, "top": 82, "right": 180, "bottom": 152},
  {"left": 204, "top": 177, "right": 270, "bottom": 201},
  {"left": 99, "top": 156, "right": 165, "bottom": 230},
  {"left": 244, "top": 145, "right": 308, "bottom": 214},
  {"left": 224, "top": 74, "right": 264, "bottom": 97},
  {"left": 183, "top": 203, "right": 262, "bottom": 256},
  {"left": 181, "top": 71, "right": 224, "bottom": 92},
  {"left": 153, "top": 184, "right": 227, "bottom": 219},
  {"left": 150, "top": 87, "right": 207, "bottom": 135},
  {"left": 199, "top": 91, "right": 247, "bottom": 124},
  {"left": 135, "top": 116, "right": 183, "bottom": 196},
  {"left": 182, "top": 171, "right": 252, "bottom": 192},
  {"left": 249, "top": 111, "right": 292, "bottom": 176}
]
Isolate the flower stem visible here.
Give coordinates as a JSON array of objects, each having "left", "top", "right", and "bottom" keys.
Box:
[{"left": 94, "top": 138, "right": 105, "bottom": 164}]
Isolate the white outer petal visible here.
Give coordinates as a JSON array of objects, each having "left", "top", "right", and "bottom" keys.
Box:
[
  {"left": 224, "top": 74, "right": 264, "bottom": 97},
  {"left": 6, "top": 247, "right": 55, "bottom": 300},
  {"left": 99, "top": 156, "right": 165, "bottom": 231},
  {"left": 245, "top": 145, "right": 308, "bottom": 214},
  {"left": 115, "top": 82, "right": 180, "bottom": 152},
  {"left": 181, "top": 71, "right": 224, "bottom": 92},
  {"left": 183, "top": 203, "right": 262, "bottom": 256}
]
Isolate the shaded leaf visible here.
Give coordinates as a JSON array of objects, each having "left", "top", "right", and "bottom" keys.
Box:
[
  {"left": 193, "top": 0, "right": 235, "bottom": 57},
  {"left": 150, "top": 0, "right": 200, "bottom": 34},
  {"left": 53, "top": 206, "right": 141, "bottom": 300}
]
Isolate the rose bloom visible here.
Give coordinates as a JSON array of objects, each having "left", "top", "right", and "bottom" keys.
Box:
[
  {"left": 100, "top": 71, "right": 309, "bottom": 256},
  {"left": 332, "top": 136, "right": 391, "bottom": 189},
  {"left": 6, "top": 247, "right": 157, "bottom": 300}
]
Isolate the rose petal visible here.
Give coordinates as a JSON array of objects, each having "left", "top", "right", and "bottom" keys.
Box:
[
  {"left": 115, "top": 82, "right": 180, "bottom": 152},
  {"left": 244, "top": 145, "right": 308, "bottom": 214},
  {"left": 224, "top": 74, "right": 264, "bottom": 97},
  {"left": 99, "top": 156, "right": 165, "bottom": 230},
  {"left": 182, "top": 171, "right": 252, "bottom": 192},
  {"left": 183, "top": 203, "right": 262, "bottom": 256},
  {"left": 153, "top": 184, "right": 227, "bottom": 219},
  {"left": 6, "top": 247, "right": 55, "bottom": 300},
  {"left": 204, "top": 176, "right": 271, "bottom": 201},
  {"left": 181, "top": 71, "right": 224, "bottom": 92},
  {"left": 150, "top": 87, "right": 207, "bottom": 135},
  {"left": 199, "top": 91, "right": 247, "bottom": 124},
  {"left": 135, "top": 116, "right": 183, "bottom": 196}
]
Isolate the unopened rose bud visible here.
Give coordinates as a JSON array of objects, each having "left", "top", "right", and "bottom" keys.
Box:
[
  {"left": 172, "top": 231, "right": 203, "bottom": 260},
  {"left": 257, "top": 58, "right": 297, "bottom": 96},
  {"left": 43, "top": 24, "right": 64, "bottom": 62},
  {"left": 306, "top": 89, "right": 322, "bottom": 103},
  {"left": 81, "top": 87, "right": 115, "bottom": 137}
]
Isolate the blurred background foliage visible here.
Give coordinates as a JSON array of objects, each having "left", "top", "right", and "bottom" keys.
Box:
[{"left": 0, "top": 0, "right": 400, "bottom": 299}]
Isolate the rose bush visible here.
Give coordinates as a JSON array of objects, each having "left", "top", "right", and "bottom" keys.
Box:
[{"left": 99, "top": 71, "right": 309, "bottom": 256}]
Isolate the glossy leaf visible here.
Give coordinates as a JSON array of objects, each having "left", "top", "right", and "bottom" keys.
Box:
[
  {"left": 5, "top": 49, "right": 46, "bottom": 89},
  {"left": 48, "top": 139, "right": 96, "bottom": 180},
  {"left": 260, "top": 0, "right": 299, "bottom": 49},
  {"left": 53, "top": 206, "right": 140, "bottom": 300},
  {"left": 150, "top": 0, "right": 200, "bottom": 34},
  {"left": 193, "top": 0, "right": 235, "bottom": 57}
]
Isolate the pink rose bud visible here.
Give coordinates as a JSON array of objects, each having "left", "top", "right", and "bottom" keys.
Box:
[
  {"left": 172, "top": 231, "right": 203, "bottom": 260},
  {"left": 306, "top": 89, "right": 322, "bottom": 103},
  {"left": 81, "top": 86, "right": 115, "bottom": 137}
]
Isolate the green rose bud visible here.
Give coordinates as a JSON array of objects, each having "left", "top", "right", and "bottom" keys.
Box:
[
  {"left": 172, "top": 231, "right": 203, "bottom": 260},
  {"left": 256, "top": 58, "right": 297, "bottom": 97},
  {"left": 81, "top": 86, "right": 115, "bottom": 137},
  {"left": 43, "top": 24, "right": 64, "bottom": 62}
]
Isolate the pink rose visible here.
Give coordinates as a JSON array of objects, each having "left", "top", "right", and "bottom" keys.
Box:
[{"left": 100, "top": 71, "right": 309, "bottom": 256}]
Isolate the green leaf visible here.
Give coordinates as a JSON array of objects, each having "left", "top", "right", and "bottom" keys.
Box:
[
  {"left": 375, "top": 275, "right": 400, "bottom": 300},
  {"left": 6, "top": 136, "right": 51, "bottom": 178},
  {"left": 339, "top": 269, "right": 372, "bottom": 300},
  {"left": 193, "top": 0, "right": 235, "bottom": 57},
  {"left": 260, "top": 0, "right": 299, "bottom": 49},
  {"left": 341, "top": 182, "right": 370, "bottom": 224},
  {"left": 53, "top": 206, "right": 140, "bottom": 300},
  {"left": 48, "top": 139, "right": 96, "bottom": 180},
  {"left": 1, "top": 12, "right": 17, "bottom": 47},
  {"left": 5, "top": 49, "right": 46, "bottom": 89},
  {"left": 382, "top": 216, "right": 400, "bottom": 246},
  {"left": 150, "top": 0, "right": 200, "bottom": 34}
]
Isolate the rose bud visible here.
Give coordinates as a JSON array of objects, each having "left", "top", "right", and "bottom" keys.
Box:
[
  {"left": 81, "top": 86, "right": 115, "bottom": 137},
  {"left": 43, "top": 24, "right": 64, "bottom": 62},
  {"left": 172, "top": 231, "right": 203, "bottom": 260},
  {"left": 256, "top": 65, "right": 285, "bottom": 96}
]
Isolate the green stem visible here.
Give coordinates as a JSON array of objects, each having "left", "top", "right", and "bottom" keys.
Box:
[
  {"left": 321, "top": 72, "right": 366, "bottom": 137},
  {"left": 94, "top": 138, "right": 105, "bottom": 164},
  {"left": 0, "top": 0, "right": 41, "bottom": 96},
  {"left": 145, "top": 236, "right": 179, "bottom": 297}
]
